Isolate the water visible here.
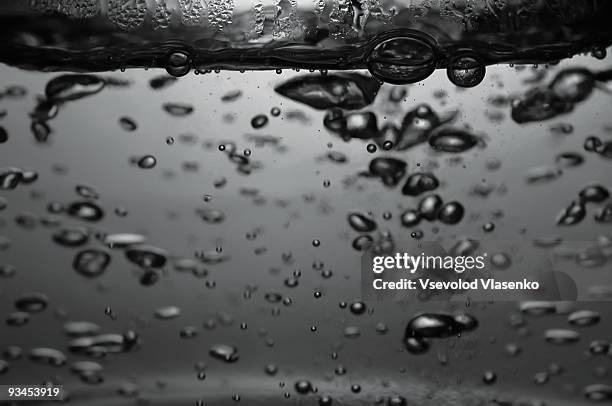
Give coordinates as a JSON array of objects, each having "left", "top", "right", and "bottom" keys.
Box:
[{"left": 1, "top": 1, "right": 612, "bottom": 406}]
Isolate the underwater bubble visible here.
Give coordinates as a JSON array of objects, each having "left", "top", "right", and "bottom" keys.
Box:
[
  {"left": 75, "top": 184, "right": 98, "bottom": 199},
  {"left": 137, "top": 155, "right": 157, "bottom": 169},
  {"left": 578, "top": 185, "right": 609, "bottom": 203},
  {"left": 401, "top": 172, "right": 439, "bottom": 196},
  {"left": 154, "top": 306, "right": 181, "bottom": 320},
  {"left": 347, "top": 212, "right": 377, "bottom": 233},
  {"left": 15, "top": 292, "right": 48, "bottom": 313},
  {"left": 525, "top": 165, "right": 563, "bottom": 184},
  {"left": 595, "top": 204, "right": 612, "bottom": 223},
  {"left": 221, "top": 90, "right": 242, "bottom": 102},
  {"left": 555, "top": 152, "right": 584, "bottom": 168},
  {"left": 209, "top": 344, "right": 239, "bottom": 363},
  {"left": 557, "top": 201, "right": 586, "bottom": 226},
  {"left": 367, "top": 35, "right": 437, "bottom": 84},
  {"left": 31, "top": 121, "right": 51, "bottom": 143},
  {"left": 0, "top": 264, "right": 17, "bottom": 278},
  {"left": 403, "top": 336, "right": 430, "bottom": 354},
  {"left": 453, "top": 313, "right": 479, "bottom": 332},
  {"left": 251, "top": 114, "right": 269, "bottom": 129},
  {"left": 368, "top": 157, "right": 407, "bottom": 187},
  {"left": 197, "top": 208, "right": 226, "bottom": 223},
  {"left": 45, "top": 74, "right": 105, "bottom": 102},
  {"left": 352, "top": 235, "right": 373, "bottom": 251},
  {"left": 511, "top": 88, "right": 573, "bottom": 124},
  {"left": 589, "top": 340, "right": 609, "bottom": 355},
  {"left": 544, "top": 328, "right": 580, "bottom": 345},
  {"left": 162, "top": 103, "right": 194, "bottom": 117},
  {"left": 67, "top": 201, "right": 104, "bottom": 222},
  {"left": 73, "top": 249, "right": 111, "bottom": 278},
  {"left": 6, "top": 311, "right": 29, "bottom": 327},
  {"left": 520, "top": 301, "right": 557, "bottom": 316},
  {"left": 418, "top": 194, "right": 443, "bottom": 221},
  {"left": 335, "top": 112, "right": 378, "bottom": 140},
  {"left": 104, "top": 233, "right": 146, "bottom": 248},
  {"left": 567, "top": 310, "right": 601, "bottom": 327},
  {"left": 405, "top": 313, "right": 471, "bottom": 339},
  {"left": 396, "top": 104, "right": 440, "bottom": 151},
  {"left": 438, "top": 202, "right": 465, "bottom": 225},
  {"left": 52, "top": 227, "right": 89, "bottom": 247},
  {"left": 166, "top": 51, "right": 191, "bottom": 77},
  {"left": 349, "top": 301, "right": 366, "bottom": 315},
  {"left": 589, "top": 377, "right": 612, "bottom": 397},
  {"left": 29, "top": 348, "right": 67, "bottom": 366},
  {"left": 149, "top": 75, "right": 177, "bottom": 90},
  {"left": 275, "top": 73, "right": 380, "bottom": 110},
  {"left": 428, "top": 128, "right": 479, "bottom": 153},
  {"left": 125, "top": 245, "right": 168, "bottom": 268},
  {"left": 491, "top": 253, "right": 512, "bottom": 270},
  {"left": 119, "top": 116, "right": 138, "bottom": 132},
  {"left": 549, "top": 68, "right": 595, "bottom": 103},
  {"left": 64, "top": 321, "right": 100, "bottom": 337},
  {"left": 584, "top": 136, "right": 602, "bottom": 152},
  {"left": 344, "top": 326, "right": 361, "bottom": 338},
  {"left": 447, "top": 54, "right": 486, "bottom": 88},
  {"left": 0, "top": 167, "right": 26, "bottom": 190},
  {"left": 400, "top": 209, "right": 420, "bottom": 227},
  {"left": 482, "top": 370, "right": 497, "bottom": 384},
  {"left": 294, "top": 380, "right": 313, "bottom": 395},
  {"left": 0, "top": 127, "right": 7, "bottom": 143}
]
